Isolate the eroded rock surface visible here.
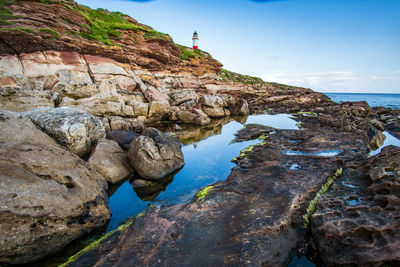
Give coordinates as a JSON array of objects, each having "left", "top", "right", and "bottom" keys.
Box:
[
  {"left": 128, "top": 128, "right": 184, "bottom": 180},
  {"left": 68, "top": 107, "right": 376, "bottom": 266},
  {"left": 0, "top": 110, "right": 110, "bottom": 264},
  {"left": 23, "top": 107, "right": 105, "bottom": 156},
  {"left": 311, "top": 146, "right": 400, "bottom": 266}
]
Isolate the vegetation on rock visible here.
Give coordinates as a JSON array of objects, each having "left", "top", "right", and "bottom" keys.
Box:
[
  {"left": 59, "top": 215, "right": 139, "bottom": 267},
  {"left": 218, "top": 69, "right": 264, "bottom": 85},
  {"left": 0, "top": 0, "right": 18, "bottom": 25},
  {"left": 39, "top": 28, "right": 60, "bottom": 39},
  {"left": 302, "top": 168, "right": 343, "bottom": 228},
  {"left": 196, "top": 185, "right": 214, "bottom": 200}
]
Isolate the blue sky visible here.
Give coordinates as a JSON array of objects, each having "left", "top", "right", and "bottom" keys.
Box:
[{"left": 76, "top": 0, "right": 400, "bottom": 93}]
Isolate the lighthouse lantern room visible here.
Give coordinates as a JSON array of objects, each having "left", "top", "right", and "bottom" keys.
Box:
[{"left": 192, "top": 31, "right": 199, "bottom": 50}]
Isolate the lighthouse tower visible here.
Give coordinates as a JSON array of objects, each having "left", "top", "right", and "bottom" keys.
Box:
[{"left": 192, "top": 31, "right": 199, "bottom": 50}]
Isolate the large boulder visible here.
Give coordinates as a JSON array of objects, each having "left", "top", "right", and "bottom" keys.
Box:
[
  {"left": 0, "top": 110, "right": 110, "bottom": 264},
  {"left": 177, "top": 109, "right": 211, "bottom": 126},
  {"left": 128, "top": 128, "right": 184, "bottom": 180},
  {"left": 202, "top": 106, "right": 229, "bottom": 118},
  {"left": 23, "top": 107, "right": 106, "bottom": 156},
  {"left": 88, "top": 139, "right": 133, "bottom": 183},
  {"left": 198, "top": 95, "right": 225, "bottom": 108},
  {"left": 230, "top": 98, "right": 250, "bottom": 115},
  {"left": 148, "top": 100, "right": 171, "bottom": 120}
]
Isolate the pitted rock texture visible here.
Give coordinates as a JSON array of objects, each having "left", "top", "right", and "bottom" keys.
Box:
[
  {"left": 23, "top": 107, "right": 106, "bottom": 156},
  {"left": 0, "top": 110, "right": 110, "bottom": 264},
  {"left": 67, "top": 109, "right": 373, "bottom": 267},
  {"left": 311, "top": 146, "right": 400, "bottom": 266},
  {"left": 128, "top": 127, "right": 184, "bottom": 180}
]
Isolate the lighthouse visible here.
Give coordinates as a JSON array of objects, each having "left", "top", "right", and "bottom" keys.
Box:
[{"left": 192, "top": 31, "right": 199, "bottom": 50}]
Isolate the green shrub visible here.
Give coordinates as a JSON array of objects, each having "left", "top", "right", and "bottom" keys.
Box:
[{"left": 39, "top": 28, "right": 60, "bottom": 39}]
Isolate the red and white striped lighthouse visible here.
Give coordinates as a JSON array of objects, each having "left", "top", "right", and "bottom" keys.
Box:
[{"left": 192, "top": 31, "right": 199, "bottom": 50}]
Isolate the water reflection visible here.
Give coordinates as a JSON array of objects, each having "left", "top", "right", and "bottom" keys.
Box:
[
  {"left": 106, "top": 113, "right": 299, "bottom": 231},
  {"left": 284, "top": 150, "right": 342, "bottom": 157},
  {"left": 131, "top": 174, "right": 174, "bottom": 201},
  {"left": 370, "top": 131, "right": 400, "bottom": 156}
]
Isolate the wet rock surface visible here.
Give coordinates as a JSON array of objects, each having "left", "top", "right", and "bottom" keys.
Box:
[
  {"left": 0, "top": 110, "right": 110, "bottom": 264},
  {"left": 68, "top": 105, "right": 390, "bottom": 266},
  {"left": 311, "top": 146, "right": 400, "bottom": 266}
]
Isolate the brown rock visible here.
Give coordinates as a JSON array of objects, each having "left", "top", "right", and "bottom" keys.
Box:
[
  {"left": 177, "top": 110, "right": 211, "bottom": 126},
  {"left": 231, "top": 98, "right": 250, "bottom": 115},
  {"left": 148, "top": 100, "right": 171, "bottom": 120},
  {"left": 0, "top": 110, "right": 110, "bottom": 264},
  {"left": 202, "top": 106, "right": 226, "bottom": 118},
  {"left": 311, "top": 147, "right": 400, "bottom": 266},
  {"left": 88, "top": 139, "right": 133, "bottom": 183},
  {"left": 127, "top": 127, "right": 184, "bottom": 180}
]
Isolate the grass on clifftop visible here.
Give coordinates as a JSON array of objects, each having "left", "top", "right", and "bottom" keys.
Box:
[
  {"left": 218, "top": 69, "right": 264, "bottom": 85},
  {"left": 176, "top": 44, "right": 205, "bottom": 62},
  {"left": 68, "top": 4, "right": 170, "bottom": 45},
  {"left": 0, "top": 0, "right": 18, "bottom": 25}
]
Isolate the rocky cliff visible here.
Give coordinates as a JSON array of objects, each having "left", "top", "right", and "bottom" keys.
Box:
[
  {"left": 0, "top": 0, "right": 221, "bottom": 74},
  {"left": 0, "top": 0, "right": 332, "bottom": 125},
  {"left": 1, "top": 0, "right": 399, "bottom": 266}
]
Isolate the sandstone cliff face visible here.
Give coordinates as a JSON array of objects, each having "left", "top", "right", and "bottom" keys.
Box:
[
  {"left": 0, "top": 50, "right": 332, "bottom": 124},
  {"left": 0, "top": 0, "right": 221, "bottom": 75},
  {"left": 0, "top": 0, "right": 332, "bottom": 123}
]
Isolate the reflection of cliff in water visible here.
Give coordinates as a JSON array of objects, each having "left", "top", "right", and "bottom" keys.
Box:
[{"left": 148, "top": 115, "right": 248, "bottom": 145}]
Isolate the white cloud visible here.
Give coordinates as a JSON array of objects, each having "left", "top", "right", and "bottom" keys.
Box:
[{"left": 258, "top": 71, "right": 400, "bottom": 93}]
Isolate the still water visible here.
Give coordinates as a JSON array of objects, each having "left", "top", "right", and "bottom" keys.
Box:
[
  {"left": 107, "top": 113, "right": 299, "bottom": 231},
  {"left": 370, "top": 131, "right": 400, "bottom": 156}
]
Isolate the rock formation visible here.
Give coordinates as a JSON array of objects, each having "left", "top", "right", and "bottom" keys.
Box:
[
  {"left": 23, "top": 107, "right": 105, "bottom": 156},
  {"left": 0, "top": 110, "right": 110, "bottom": 264},
  {"left": 128, "top": 128, "right": 184, "bottom": 180},
  {"left": 311, "top": 146, "right": 400, "bottom": 266},
  {"left": 0, "top": 0, "right": 399, "bottom": 266},
  {"left": 88, "top": 139, "right": 133, "bottom": 183}
]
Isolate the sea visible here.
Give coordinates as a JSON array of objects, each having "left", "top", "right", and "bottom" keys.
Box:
[{"left": 325, "top": 93, "right": 400, "bottom": 110}]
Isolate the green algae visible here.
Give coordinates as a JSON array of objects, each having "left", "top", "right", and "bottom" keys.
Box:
[
  {"left": 302, "top": 168, "right": 343, "bottom": 228},
  {"left": 231, "top": 134, "right": 268, "bottom": 163},
  {"left": 59, "top": 212, "right": 144, "bottom": 267},
  {"left": 196, "top": 185, "right": 214, "bottom": 201}
]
